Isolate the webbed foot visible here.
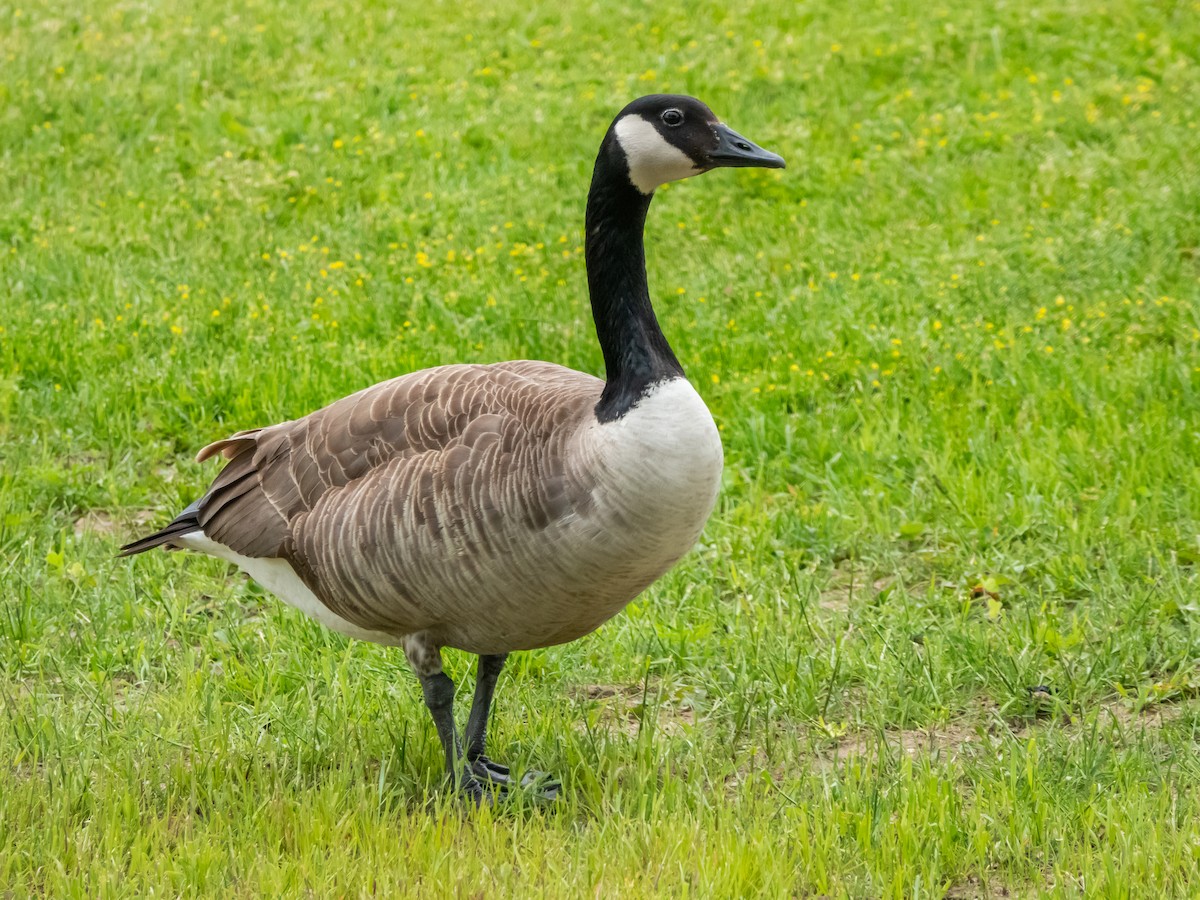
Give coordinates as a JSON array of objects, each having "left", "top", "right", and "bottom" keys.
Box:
[{"left": 470, "top": 755, "right": 561, "bottom": 802}]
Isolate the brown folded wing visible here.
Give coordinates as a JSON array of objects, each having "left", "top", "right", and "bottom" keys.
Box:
[{"left": 190, "top": 361, "right": 602, "bottom": 632}]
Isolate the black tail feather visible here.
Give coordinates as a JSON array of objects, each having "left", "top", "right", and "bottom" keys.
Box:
[{"left": 117, "top": 502, "right": 202, "bottom": 557}]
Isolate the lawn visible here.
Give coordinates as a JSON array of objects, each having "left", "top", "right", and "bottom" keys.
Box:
[{"left": 2, "top": 0, "right": 1199, "bottom": 895}]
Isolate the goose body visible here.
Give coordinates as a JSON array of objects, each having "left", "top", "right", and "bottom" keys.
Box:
[
  {"left": 169, "top": 365, "right": 721, "bottom": 654},
  {"left": 123, "top": 95, "right": 783, "bottom": 801}
]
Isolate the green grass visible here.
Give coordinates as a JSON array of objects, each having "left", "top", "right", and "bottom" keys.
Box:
[{"left": 2, "top": 0, "right": 1200, "bottom": 894}]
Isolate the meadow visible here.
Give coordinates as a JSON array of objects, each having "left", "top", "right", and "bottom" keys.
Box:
[{"left": 2, "top": 0, "right": 1199, "bottom": 894}]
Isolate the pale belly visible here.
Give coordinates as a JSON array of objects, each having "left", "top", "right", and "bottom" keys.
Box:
[{"left": 177, "top": 532, "right": 407, "bottom": 645}]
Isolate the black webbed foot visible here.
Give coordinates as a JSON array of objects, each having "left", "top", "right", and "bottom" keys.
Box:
[
  {"left": 454, "top": 768, "right": 507, "bottom": 806},
  {"left": 470, "top": 755, "right": 561, "bottom": 802}
]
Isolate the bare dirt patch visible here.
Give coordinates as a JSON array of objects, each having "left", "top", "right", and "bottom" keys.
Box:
[
  {"left": 943, "top": 873, "right": 1030, "bottom": 898},
  {"left": 817, "top": 697, "right": 1190, "bottom": 771},
  {"left": 74, "top": 508, "right": 157, "bottom": 538},
  {"left": 819, "top": 565, "right": 918, "bottom": 612},
  {"left": 74, "top": 510, "right": 117, "bottom": 537},
  {"left": 572, "top": 682, "right": 697, "bottom": 737}
]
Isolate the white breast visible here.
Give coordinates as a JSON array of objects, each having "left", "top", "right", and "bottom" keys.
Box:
[{"left": 575, "top": 377, "right": 723, "bottom": 555}]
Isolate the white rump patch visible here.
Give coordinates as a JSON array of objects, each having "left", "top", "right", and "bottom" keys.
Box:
[
  {"left": 614, "top": 116, "right": 701, "bottom": 194},
  {"left": 176, "top": 531, "right": 405, "bottom": 646}
]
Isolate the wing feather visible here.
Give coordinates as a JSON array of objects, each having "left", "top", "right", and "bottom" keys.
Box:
[{"left": 180, "top": 362, "right": 601, "bottom": 632}]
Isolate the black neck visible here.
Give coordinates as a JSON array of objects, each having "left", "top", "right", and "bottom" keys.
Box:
[{"left": 585, "top": 138, "right": 685, "bottom": 423}]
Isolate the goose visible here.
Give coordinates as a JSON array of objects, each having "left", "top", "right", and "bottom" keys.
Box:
[{"left": 121, "top": 94, "right": 784, "bottom": 802}]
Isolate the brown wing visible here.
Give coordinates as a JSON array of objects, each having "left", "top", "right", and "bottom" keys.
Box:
[{"left": 185, "top": 361, "right": 602, "bottom": 628}]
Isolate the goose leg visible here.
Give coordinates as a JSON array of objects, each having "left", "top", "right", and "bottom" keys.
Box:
[
  {"left": 404, "top": 634, "right": 492, "bottom": 803},
  {"left": 464, "top": 653, "right": 507, "bottom": 765},
  {"left": 463, "top": 653, "right": 518, "bottom": 786},
  {"left": 463, "top": 653, "right": 561, "bottom": 801}
]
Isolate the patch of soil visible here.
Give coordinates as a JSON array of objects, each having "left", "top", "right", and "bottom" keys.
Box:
[
  {"left": 818, "top": 697, "right": 1189, "bottom": 770},
  {"left": 572, "top": 681, "right": 697, "bottom": 737}
]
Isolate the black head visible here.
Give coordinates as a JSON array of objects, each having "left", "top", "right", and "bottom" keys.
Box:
[{"left": 607, "top": 94, "right": 785, "bottom": 195}]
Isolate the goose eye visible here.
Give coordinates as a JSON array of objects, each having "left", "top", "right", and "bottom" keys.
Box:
[{"left": 660, "top": 108, "right": 684, "bottom": 127}]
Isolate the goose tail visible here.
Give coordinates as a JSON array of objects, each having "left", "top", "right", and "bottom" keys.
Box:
[{"left": 117, "top": 501, "right": 202, "bottom": 557}]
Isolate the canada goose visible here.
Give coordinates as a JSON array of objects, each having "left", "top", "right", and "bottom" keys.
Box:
[{"left": 122, "top": 95, "right": 784, "bottom": 802}]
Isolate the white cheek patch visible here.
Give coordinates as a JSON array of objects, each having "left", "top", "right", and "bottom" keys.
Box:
[{"left": 614, "top": 116, "right": 701, "bottom": 194}]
